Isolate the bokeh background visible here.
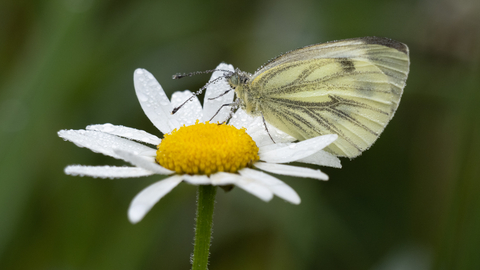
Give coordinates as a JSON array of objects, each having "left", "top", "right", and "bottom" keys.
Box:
[{"left": 1, "top": 0, "right": 479, "bottom": 269}]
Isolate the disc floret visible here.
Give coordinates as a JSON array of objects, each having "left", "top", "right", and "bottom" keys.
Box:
[{"left": 156, "top": 120, "right": 260, "bottom": 175}]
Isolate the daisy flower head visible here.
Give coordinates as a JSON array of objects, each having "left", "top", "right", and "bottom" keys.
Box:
[{"left": 58, "top": 63, "right": 341, "bottom": 224}]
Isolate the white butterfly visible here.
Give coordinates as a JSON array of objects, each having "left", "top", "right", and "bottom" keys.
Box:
[{"left": 226, "top": 37, "right": 410, "bottom": 158}]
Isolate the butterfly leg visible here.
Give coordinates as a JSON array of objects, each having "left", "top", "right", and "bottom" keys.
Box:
[
  {"left": 208, "top": 89, "right": 233, "bottom": 100},
  {"left": 209, "top": 102, "right": 237, "bottom": 122},
  {"left": 262, "top": 113, "right": 275, "bottom": 143}
]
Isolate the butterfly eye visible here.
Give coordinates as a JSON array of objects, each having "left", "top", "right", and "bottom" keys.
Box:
[{"left": 229, "top": 74, "right": 239, "bottom": 86}]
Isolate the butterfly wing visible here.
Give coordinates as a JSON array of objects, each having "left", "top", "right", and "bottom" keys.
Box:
[{"left": 249, "top": 37, "right": 410, "bottom": 158}]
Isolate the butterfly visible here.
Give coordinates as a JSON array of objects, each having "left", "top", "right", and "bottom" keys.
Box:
[
  {"left": 173, "top": 37, "right": 410, "bottom": 158},
  {"left": 224, "top": 37, "right": 410, "bottom": 158}
]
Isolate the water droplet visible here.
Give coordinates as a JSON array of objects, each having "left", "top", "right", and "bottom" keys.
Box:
[
  {"left": 103, "top": 126, "right": 114, "bottom": 133},
  {"left": 137, "top": 93, "right": 148, "bottom": 102}
]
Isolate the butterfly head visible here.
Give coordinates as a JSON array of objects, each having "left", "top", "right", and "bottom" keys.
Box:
[{"left": 225, "top": 69, "right": 249, "bottom": 89}]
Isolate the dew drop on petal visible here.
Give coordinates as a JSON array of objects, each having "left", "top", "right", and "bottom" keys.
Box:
[
  {"left": 137, "top": 93, "right": 148, "bottom": 102},
  {"left": 103, "top": 125, "right": 115, "bottom": 133}
]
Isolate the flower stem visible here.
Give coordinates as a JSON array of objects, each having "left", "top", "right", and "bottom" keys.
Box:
[{"left": 192, "top": 185, "right": 217, "bottom": 270}]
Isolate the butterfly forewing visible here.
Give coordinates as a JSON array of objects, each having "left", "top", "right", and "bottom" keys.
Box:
[{"left": 246, "top": 37, "right": 409, "bottom": 158}]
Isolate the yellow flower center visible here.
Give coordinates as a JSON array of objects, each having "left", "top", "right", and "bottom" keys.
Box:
[{"left": 156, "top": 120, "right": 260, "bottom": 175}]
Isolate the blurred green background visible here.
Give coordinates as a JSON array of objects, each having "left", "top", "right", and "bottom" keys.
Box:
[{"left": 1, "top": 0, "right": 479, "bottom": 269}]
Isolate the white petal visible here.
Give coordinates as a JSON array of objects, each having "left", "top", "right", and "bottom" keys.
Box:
[
  {"left": 297, "top": 150, "right": 342, "bottom": 168},
  {"left": 201, "top": 63, "right": 235, "bottom": 123},
  {"left": 209, "top": 172, "right": 243, "bottom": 185},
  {"left": 259, "top": 134, "right": 338, "bottom": 163},
  {"left": 65, "top": 165, "right": 154, "bottom": 178},
  {"left": 171, "top": 90, "right": 203, "bottom": 126},
  {"left": 230, "top": 109, "right": 296, "bottom": 146},
  {"left": 128, "top": 175, "right": 183, "bottom": 223},
  {"left": 114, "top": 149, "right": 173, "bottom": 175},
  {"left": 87, "top": 123, "right": 161, "bottom": 145},
  {"left": 134, "top": 69, "right": 180, "bottom": 134},
  {"left": 183, "top": 175, "right": 211, "bottom": 185},
  {"left": 237, "top": 178, "right": 274, "bottom": 202},
  {"left": 58, "top": 129, "right": 156, "bottom": 160},
  {"left": 254, "top": 161, "right": 328, "bottom": 181},
  {"left": 258, "top": 142, "right": 289, "bottom": 153},
  {"left": 228, "top": 108, "right": 254, "bottom": 129},
  {"left": 239, "top": 168, "right": 300, "bottom": 204},
  {"left": 211, "top": 172, "right": 273, "bottom": 202}
]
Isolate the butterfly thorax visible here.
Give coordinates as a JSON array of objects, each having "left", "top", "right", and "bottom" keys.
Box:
[{"left": 227, "top": 70, "right": 261, "bottom": 116}]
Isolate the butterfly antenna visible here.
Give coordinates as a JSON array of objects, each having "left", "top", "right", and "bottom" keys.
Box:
[
  {"left": 172, "top": 69, "right": 233, "bottom": 79},
  {"left": 208, "top": 89, "right": 233, "bottom": 100},
  {"left": 171, "top": 73, "right": 230, "bottom": 115},
  {"left": 172, "top": 95, "right": 195, "bottom": 115}
]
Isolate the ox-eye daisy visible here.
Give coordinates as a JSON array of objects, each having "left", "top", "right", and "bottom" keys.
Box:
[{"left": 58, "top": 63, "right": 341, "bottom": 269}]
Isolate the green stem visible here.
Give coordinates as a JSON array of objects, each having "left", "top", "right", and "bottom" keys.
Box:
[{"left": 192, "top": 185, "right": 217, "bottom": 270}]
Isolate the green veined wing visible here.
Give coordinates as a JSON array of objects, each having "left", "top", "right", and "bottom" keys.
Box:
[{"left": 230, "top": 37, "right": 410, "bottom": 158}]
